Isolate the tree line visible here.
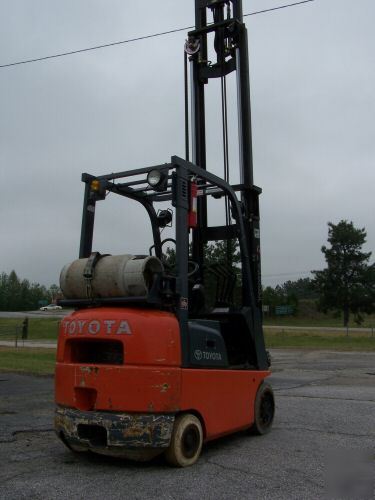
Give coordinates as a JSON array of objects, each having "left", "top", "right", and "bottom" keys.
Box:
[
  {"left": 262, "top": 277, "right": 316, "bottom": 314},
  {"left": 154, "top": 220, "right": 375, "bottom": 325},
  {"left": 2, "top": 220, "right": 374, "bottom": 325},
  {"left": 264, "top": 220, "right": 375, "bottom": 326},
  {"left": 0, "top": 271, "right": 59, "bottom": 311}
]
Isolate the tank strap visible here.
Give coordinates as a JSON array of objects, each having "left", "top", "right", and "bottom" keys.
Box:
[{"left": 83, "top": 252, "right": 107, "bottom": 299}]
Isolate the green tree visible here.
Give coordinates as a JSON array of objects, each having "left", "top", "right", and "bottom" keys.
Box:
[
  {"left": 162, "top": 240, "right": 241, "bottom": 307},
  {"left": 204, "top": 240, "right": 240, "bottom": 268},
  {"left": 312, "top": 220, "right": 375, "bottom": 326},
  {"left": 281, "top": 278, "right": 317, "bottom": 300},
  {"left": 163, "top": 241, "right": 240, "bottom": 269},
  {"left": 0, "top": 271, "right": 51, "bottom": 311},
  {"left": 0, "top": 273, "right": 8, "bottom": 310},
  {"left": 7, "top": 270, "right": 22, "bottom": 310},
  {"left": 262, "top": 284, "right": 298, "bottom": 315},
  {"left": 262, "top": 286, "right": 283, "bottom": 311},
  {"left": 48, "top": 284, "right": 61, "bottom": 302}
]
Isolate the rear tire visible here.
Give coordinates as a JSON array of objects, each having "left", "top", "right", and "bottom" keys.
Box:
[
  {"left": 165, "top": 414, "right": 203, "bottom": 467},
  {"left": 250, "top": 382, "right": 275, "bottom": 435}
]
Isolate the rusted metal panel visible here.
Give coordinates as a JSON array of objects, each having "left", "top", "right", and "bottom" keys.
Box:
[
  {"left": 55, "top": 363, "right": 182, "bottom": 413},
  {"left": 55, "top": 406, "right": 174, "bottom": 451}
]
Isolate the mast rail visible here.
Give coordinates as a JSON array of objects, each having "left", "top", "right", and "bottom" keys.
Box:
[{"left": 188, "top": 18, "right": 240, "bottom": 38}]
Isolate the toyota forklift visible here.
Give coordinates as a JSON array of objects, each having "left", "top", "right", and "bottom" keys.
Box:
[{"left": 55, "top": 0, "right": 275, "bottom": 467}]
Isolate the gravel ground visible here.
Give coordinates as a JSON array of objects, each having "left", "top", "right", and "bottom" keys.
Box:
[{"left": 0, "top": 349, "right": 374, "bottom": 500}]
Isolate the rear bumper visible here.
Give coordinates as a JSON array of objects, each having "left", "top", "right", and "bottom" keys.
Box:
[{"left": 55, "top": 406, "right": 175, "bottom": 456}]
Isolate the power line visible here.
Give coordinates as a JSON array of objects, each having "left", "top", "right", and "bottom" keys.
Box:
[
  {"left": 0, "top": 0, "right": 314, "bottom": 69},
  {"left": 263, "top": 271, "right": 313, "bottom": 279},
  {"left": 244, "top": 0, "right": 314, "bottom": 17},
  {"left": 0, "top": 26, "right": 193, "bottom": 69},
  {"left": 264, "top": 258, "right": 375, "bottom": 279}
]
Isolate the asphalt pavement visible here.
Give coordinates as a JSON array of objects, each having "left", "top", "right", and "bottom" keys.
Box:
[{"left": 0, "top": 349, "right": 374, "bottom": 499}]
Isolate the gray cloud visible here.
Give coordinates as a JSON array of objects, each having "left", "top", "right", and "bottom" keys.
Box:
[{"left": 0, "top": 0, "right": 374, "bottom": 287}]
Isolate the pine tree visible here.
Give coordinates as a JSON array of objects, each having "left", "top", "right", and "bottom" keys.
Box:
[{"left": 312, "top": 221, "right": 375, "bottom": 326}]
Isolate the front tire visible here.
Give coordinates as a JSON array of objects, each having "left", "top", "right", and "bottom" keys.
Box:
[
  {"left": 251, "top": 382, "right": 275, "bottom": 435},
  {"left": 165, "top": 414, "right": 203, "bottom": 467}
]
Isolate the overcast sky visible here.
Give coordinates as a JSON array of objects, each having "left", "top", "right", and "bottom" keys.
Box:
[{"left": 0, "top": 0, "right": 374, "bottom": 288}]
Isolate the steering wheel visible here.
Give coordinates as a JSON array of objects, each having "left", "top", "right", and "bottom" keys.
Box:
[
  {"left": 187, "top": 260, "right": 199, "bottom": 278},
  {"left": 161, "top": 238, "right": 177, "bottom": 249},
  {"left": 156, "top": 238, "right": 199, "bottom": 278}
]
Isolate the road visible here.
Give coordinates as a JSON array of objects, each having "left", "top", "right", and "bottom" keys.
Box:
[
  {"left": 0, "top": 340, "right": 57, "bottom": 349},
  {"left": 0, "top": 310, "right": 72, "bottom": 319},
  {"left": 0, "top": 349, "right": 374, "bottom": 499},
  {"left": 264, "top": 325, "right": 374, "bottom": 333},
  {"left": 1, "top": 310, "right": 373, "bottom": 334}
]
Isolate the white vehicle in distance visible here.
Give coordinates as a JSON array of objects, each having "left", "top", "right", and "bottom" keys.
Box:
[{"left": 40, "top": 304, "right": 62, "bottom": 311}]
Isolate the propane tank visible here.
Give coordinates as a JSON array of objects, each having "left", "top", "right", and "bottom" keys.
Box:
[{"left": 60, "top": 254, "right": 163, "bottom": 299}]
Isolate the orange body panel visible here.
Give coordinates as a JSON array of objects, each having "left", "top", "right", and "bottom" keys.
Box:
[
  {"left": 57, "top": 307, "right": 181, "bottom": 366},
  {"left": 55, "top": 364, "right": 181, "bottom": 413},
  {"left": 55, "top": 307, "right": 270, "bottom": 441},
  {"left": 179, "top": 369, "right": 269, "bottom": 440}
]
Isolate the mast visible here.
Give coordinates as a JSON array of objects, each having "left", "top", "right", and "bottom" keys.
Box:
[{"left": 187, "top": 0, "right": 262, "bottom": 309}]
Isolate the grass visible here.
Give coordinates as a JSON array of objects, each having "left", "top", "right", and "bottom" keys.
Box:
[
  {"left": 263, "top": 316, "right": 375, "bottom": 328},
  {"left": 0, "top": 331, "right": 374, "bottom": 377},
  {"left": 0, "top": 318, "right": 59, "bottom": 341},
  {"left": 264, "top": 329, "right": 375, "bottom": 351},
  {"left": 263, "top": 301, "right": 375, "bottom": 328},
  {"left": 0, "top": 347, "right": 56, "bottom": 375},
  {"left": 0, "top": 311, "right": 373, "bottom": 343},
  {"left": 0, "top": 312, "right": 374, "bottom": 376}
]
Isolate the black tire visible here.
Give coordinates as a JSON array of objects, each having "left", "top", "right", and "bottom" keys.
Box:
[
  {"left": 250, "top": 382, "right": 275, "bottom": 435},
  {"left": 165, "top": 414, "right": 203, "bottom": 467}
]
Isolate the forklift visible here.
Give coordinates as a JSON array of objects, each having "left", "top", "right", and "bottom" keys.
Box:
[{"left": 55, "top": 0, "right": 275, "bottom": 467}]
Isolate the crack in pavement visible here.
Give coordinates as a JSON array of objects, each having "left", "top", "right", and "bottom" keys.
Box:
[
  {"left": 0, "top": 469, "right": 35, "bottom": 485},
  {"left": 205, "top": 459, "right": 323, "bottom": 491},
  {"left": 0, "top": 428, "right": 54, "bottom": 444},
  {"left": 0, "top": 436, "right": 15, "bottom": 444},
  {"left": 272, "top": 370, "right": 372, "bottom": 393},
  {"left": 276, "top": 394, "right": 375, "bottom": 403},
  {"left": 12, "top": 428, "right": 54, "bottom": 436},
  {"left": 205, "top": 458, "right": 269, "bottom": 480},
  {"left": 273, "top": 425, "right": 373, "bottom": 438}
]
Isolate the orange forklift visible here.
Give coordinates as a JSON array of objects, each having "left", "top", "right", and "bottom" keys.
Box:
[{"left": 55, "top": 0, "right": 274, "bottom": 467}]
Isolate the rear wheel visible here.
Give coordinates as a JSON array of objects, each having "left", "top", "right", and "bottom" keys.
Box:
[
  {"left": 165, "top": 414, "right": 203, "bottom": 467},
  {"left": 251, "top": 382, "right": 275, "bottom": 435}
]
